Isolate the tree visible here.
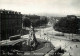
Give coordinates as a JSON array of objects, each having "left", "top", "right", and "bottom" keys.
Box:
[
  {"left": 23, "top": 15, "right": 48, "bottom": 27},
  {"left": 53, "top": 15, "right": 79, "bottom": 34},
  {"left": 23, "top": 17, "right": 31, "bottom": 27}
]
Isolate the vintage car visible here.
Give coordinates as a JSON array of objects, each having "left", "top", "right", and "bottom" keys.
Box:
[{"left": 71, "top": 38, "right": 80, "bottom": 42}]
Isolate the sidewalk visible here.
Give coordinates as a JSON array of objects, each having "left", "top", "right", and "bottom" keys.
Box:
[{"left": 62, "top": 43, "right": 80, "bottom": 56}]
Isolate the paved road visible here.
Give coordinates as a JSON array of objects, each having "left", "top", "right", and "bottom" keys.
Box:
[
  {"left": 21, "top": 26, "right": 80, "bottom": 56},
  {"left": 35, "top": 26, "right": 80, "bottom": 56}
]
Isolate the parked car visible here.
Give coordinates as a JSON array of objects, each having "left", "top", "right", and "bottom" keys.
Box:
[
  {"left": 71, "top": 39, "right": 80, "bottom": 42},
  {"left": 55, "top": 33, "right": 64, "bottom": 36}
]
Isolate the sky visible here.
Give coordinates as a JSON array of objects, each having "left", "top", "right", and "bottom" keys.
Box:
[{"left": 0, "top": 0, "right": 80, "bottom": 16}]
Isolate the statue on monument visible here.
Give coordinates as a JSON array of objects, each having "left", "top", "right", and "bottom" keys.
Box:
[{"left": 28, "top": 23, "right": 39, "bottom": 50}]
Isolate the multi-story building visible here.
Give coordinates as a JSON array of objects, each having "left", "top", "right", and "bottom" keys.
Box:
[
  {"left": 0, "top": 14, "right": 1, "bottom": 40},
  {"left": 0, "top": 9, "right": 22, "bottom": 40}
]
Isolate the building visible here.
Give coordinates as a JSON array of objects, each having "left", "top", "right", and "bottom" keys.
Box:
[
  {"left": 0, "top": 9, "right": 22, "bottom": 40},
  {"left": 0, "top": 14, "right": 1, "bottom": 40}
]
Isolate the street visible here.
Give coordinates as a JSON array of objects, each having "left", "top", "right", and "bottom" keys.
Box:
[
  {"left": 21, "top": 26, "right": 80, "bottom": 56},
  {"left": 34, "top": 26, "right": 80, "bottom": 56},
  {"left": 1, "top": 26, "right": 80, "bottom": 56}
]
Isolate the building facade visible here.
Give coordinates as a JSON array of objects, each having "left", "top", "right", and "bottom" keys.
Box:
[{"left": 0, "top": 9, "right": 22, "bottom": 40}]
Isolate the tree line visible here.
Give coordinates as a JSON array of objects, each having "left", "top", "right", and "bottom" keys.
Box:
[
  {"left": 53, "top": 15, "right": 80, "bottom": 34},
  {"left": 23, "top": 15, "right": 48, "bottom": 27}
]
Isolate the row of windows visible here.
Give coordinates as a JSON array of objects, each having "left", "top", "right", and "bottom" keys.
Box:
[
  {"left": 1, "top": 14, "right": 22, "bottom": 19},
  {"left": 1, "top": 21, "right": 22, "bottom": 27},
  {"left": 0, "top": 11, "right": 21, "bottom": 14}
]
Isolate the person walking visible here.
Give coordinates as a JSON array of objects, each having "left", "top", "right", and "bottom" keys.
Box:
[{"left": 76, "top": 45, "right": 78, "bottom": 48}]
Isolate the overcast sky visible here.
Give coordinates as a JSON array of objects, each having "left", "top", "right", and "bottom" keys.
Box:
[{"left": 0, "top": 0, "right": 80, "bottom": 15}]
